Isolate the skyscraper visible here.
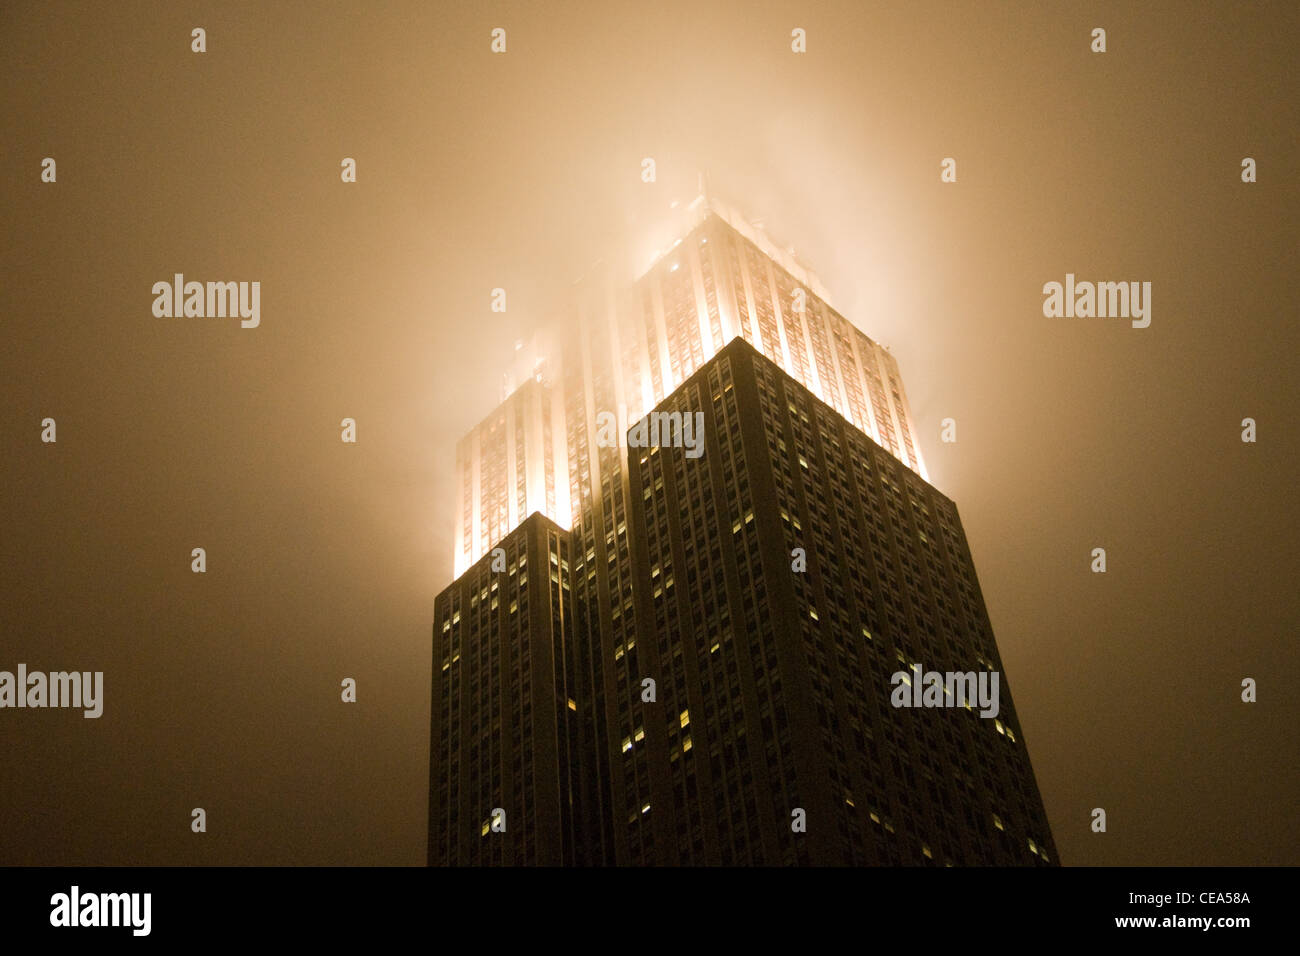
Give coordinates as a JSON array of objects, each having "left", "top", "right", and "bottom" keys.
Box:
[{"left": 429, "top": 197, "right": 1056, "bottom": 866}]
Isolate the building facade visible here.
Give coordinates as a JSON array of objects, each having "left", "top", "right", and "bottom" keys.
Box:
[
  {"left": 429, "top": 512, "right": 593, "bottom": 865},
  {"left": 621, "top": 339, "right": 1056, "bottom": 864}
]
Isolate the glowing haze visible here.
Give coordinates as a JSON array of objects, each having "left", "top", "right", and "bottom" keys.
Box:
[{"left": 0, "top": 0, "right": 1294, "bottom": 867}]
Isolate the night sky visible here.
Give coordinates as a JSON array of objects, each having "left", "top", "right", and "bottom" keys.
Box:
[{"left": 2, "top": 0, "right": 1296, "bottom": 866}]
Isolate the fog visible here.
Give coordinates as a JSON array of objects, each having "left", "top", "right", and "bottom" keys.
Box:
[{"left": 2, "top": 0, "right": 1296, "bottom": 865}]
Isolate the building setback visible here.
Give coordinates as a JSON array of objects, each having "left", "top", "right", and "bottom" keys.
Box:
[
  {"left": 452, "top": 379, "right": 570, "bottom": 579},
  {"left": 429, "top": 512, "right": 594, "bottom": 865}
]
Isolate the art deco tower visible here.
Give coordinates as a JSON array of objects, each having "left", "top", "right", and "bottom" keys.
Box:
[{"left": 430, "top": 197, "right": 1056, "bottom": 865}]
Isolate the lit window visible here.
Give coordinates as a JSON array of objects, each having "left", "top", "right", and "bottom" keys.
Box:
[
  {"left": 622, "top": 736, "right": 632, "bottom": 753},
  {"left": 567, "top": 698, "right": 577, "bottom": 711},
  {"left": 679, "top": 709, "right": 690, "bottom": 728}
]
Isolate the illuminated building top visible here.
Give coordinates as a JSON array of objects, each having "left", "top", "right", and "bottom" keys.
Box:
[{"left": 451, "top": 197, "right": 927, "bottom": 574}]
